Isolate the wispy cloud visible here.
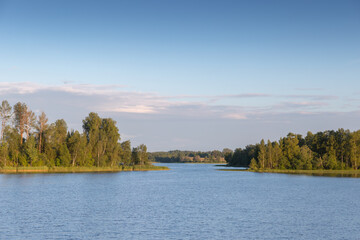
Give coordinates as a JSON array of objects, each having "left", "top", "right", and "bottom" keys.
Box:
[
  {"left": 0, "top": 82, "right": 127, "bottom": 95},
  {"left": 277, "top": 101, "right": 329, "bottom": 109},
  {"left": 282, "top": 94, "right": 338, "bottom": 101},
  {"left": 1, "top": 82, "right": 358, "bottom": 151},
  {"left": 295, "top": 87, "right": 324, "bottom": 91},
  {"left": 0, "top": 81, "right": 351, "bottom": 122},
  {"left": 223, "top": 113, "right": 247, "bottom": 120}
]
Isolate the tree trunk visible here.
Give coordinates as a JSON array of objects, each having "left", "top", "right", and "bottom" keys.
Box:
[
  {"left": 72, "top": 151, "right": 78, "bottom": 167},
  {"left": 97, "top": 151, "right": 100, "bottom": 167},
  {"left": 38, "top": 131, "right": 42, "bottom": 153},
  {"left": 1, "top": 121, "right": 5, "bottom": 141}
]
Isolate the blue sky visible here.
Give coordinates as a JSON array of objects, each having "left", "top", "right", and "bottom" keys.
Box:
[{"left": 0, "top": 0, "right": 360, "bottom": 151}]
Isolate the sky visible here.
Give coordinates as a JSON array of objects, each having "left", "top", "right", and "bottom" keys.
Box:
[{"left": 0, "top": 0, "right": 359, "bottom": 151}]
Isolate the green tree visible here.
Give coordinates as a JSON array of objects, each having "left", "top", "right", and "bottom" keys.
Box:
[
  {"left": 137, "top": 144, "right": 148, "bottom": 165},
  {"left": 324, "top": 152, "right": 337, "bottom": 170},
  {"left": 349, "top": 131, "right": 360, "bottom": 169},
  {"left": 272, "top": 141, "right": 282, "bottom": 169},
  {"left": 335, "top": 128, "right": 349, "bottom": 169},
  {"left": 257, "top": 139, "right": 266, "bottom": 169},
  {"left": 24, "top": 110, "right": 36, "bottom": 139},
  {"left": 266, "top": 140, "right": 273, "bottom": 168},
  {"left": 13, "top": 102, "right": 27, "bottom": 144},
  {"left": 101, "top": 118, "right": 121, "bottom": 166},
  {"left": 24, "top": 135, "right": 39, "bottom": 166},
  {"left": 0, "top": 141, "right": 9, "bottom": 167},
  {"left": 83, "top": 112, "right": 102, "bottom": 166},
  {"left": 283, "top": 133, "right": 301, "bottom": 169},
  {"left": 121, "top": 140, "right": 132, "bottom": 165},
  {"left": 67, "top": 130, "right": 82, "bottom": 167},
  {"left": 132, "top": 147, "right": 140, "bottom": 165},
  {"left": 53, "top": 119, "right": 68, "bottom": 146},
  {"left": 249, "top": 158, "right": 258, "bottom": 170},
  {"left": 299, "top": 145, "right": 313, "bottom": 170},
  {"left": 0, "top": 100, "right": 12, "bottom": 142},
  {"left": 36, "top": 112, "right": 48, "bottom": 153},
  {"left": 56, "top": 144, "right": 71, "bottom": 167},
  {"left": 4, "top": 127, "right": 21, "bottom": 166}
]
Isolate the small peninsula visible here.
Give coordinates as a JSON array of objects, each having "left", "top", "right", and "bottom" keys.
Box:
[
  {"left": 226, "top": 129, "right": 360, "bottom": 175},
  {"left": 0, "top": 100, "right": 168, "bottom": 173}
]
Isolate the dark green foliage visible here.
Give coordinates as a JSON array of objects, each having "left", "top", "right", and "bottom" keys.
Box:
[
  {"left": 249, "top": 158, "right": 258, "bottom": 170},
  {"left": 299, "top": 145, "right": 313, "bottom": 170},
  {"left": 227, "top": 129, "right": 360, "bottom": 170},
  {"left": 0, "top": 142, "right": 9, "bottom": 167},
  {"left": 121, "top": 140, "right": 132, "bottom": 165},
  {"left": 56, "top": 144, "right": 71, "bottom": 167},
  {"left": 0, "top": 100, "right": 148, "bottom": 168},
  {"left": 24, "top": 136, "right": 39, "bottom": 166}
]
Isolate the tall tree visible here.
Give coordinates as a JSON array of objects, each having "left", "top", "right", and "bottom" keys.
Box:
[
  {"left": 266, "top": 140, "right": 273, "bottom": 168},
  {"left": 283, "top": 133, "right": 301, "bottom": 169},
  {"left": 137, "top": 144, "right": 148, "bottom": 165},
  {"left": 67, "top": 130, "right": 81, "bottom": 167},
  {"left": 132, "top": 147, "right": 140, "bottom": 165},
  {"left": 83, "top": 112, "right": 102, "bottom": 166},
  {"left": 272, "top": 141, "right": 282, "bottom": 169},
  {"left": 13, "top": 102, "right": 27, "bottom": 144},
  {"left": 335, "top": 128, "right": 349, "bottom": 169},
  {"left": 101, "top": 118, "right": 120, "bottom": 166},
  {"left": 24, "top": 136, "right": 39, "bottom": 166},
  {"left": 299, "top": 145, "right": 313, "bottom": 170},
  {"left": 257, "top": 139, "right": 266, "bottom": 169},
  {"left": 52, "top": 119, "right": 68, "bottom": 146},
  {"left": 121, "top": 140, "right": 132, "bottom": 165},
  {"left": 0, "top": 141, "right": 9, "bottom": 167},
  {"left": 36, "top": 112, "right": 48, "bottom": 153},
  {"left": 0, "top": 100, "right": 12, "bottom": 142},
  {"left": 24, "top": 110, "right": 36, "bottom": 139},
  {"left": 349, "top": 131, "right": 360, "bottom": 169}
]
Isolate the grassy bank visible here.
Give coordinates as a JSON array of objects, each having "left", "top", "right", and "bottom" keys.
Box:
[
  {"left": 221, "top": 168, "right": 360, "bottom": 177},
  {"left": 0, "top": 165, "right": 169, "bottom": 174}
]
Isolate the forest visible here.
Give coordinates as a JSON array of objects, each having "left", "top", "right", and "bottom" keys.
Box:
[
  {"left": 226, "top": 130, "right": 360, "bottom": 170},
  {"left": 149, "top": 150, "right": 228, "bottom": 163},
  {"left": 0, "top": 100, "right": 150, "bottom": 168}
]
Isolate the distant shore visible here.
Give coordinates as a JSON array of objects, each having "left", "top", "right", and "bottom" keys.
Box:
[{"left": 0, "top": 165, "right": 169, "bottom": 174}]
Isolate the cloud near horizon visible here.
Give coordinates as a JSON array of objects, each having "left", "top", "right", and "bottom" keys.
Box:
[
  {"left": 0, "top": 82, "right": 347, "bottom": 119},
  {"left": 0, "top": 82, "right": 358, "bottom": 151}
]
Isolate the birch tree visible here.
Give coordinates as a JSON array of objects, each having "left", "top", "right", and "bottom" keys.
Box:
[{"left": 0, "top": 100, "right": 12, "bottom": 142}]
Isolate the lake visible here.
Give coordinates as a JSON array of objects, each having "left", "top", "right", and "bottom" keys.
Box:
[{"left": 0, "top": 163, "right": 359, "bottom": 239}]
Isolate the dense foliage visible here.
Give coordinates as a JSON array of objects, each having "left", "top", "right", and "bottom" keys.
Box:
[
  {"left": 149, "top": 150, "right": 229, "bottom": 163},
  {"left": 227, "top": 130, "right": 360, "bottom": 170},
  {"left": 0, "top": 100, "right": 149, "bottom": 168}
]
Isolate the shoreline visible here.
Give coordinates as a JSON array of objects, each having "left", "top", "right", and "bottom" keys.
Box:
[
  {"left": 220, "top": 168, "right": 360, "bottom": 177},
  {"left": 0, "top": 165, "right": 169, "bottom": 174},
  {"left": 152, "top": 162, "right": 226, "bottom": 164}
]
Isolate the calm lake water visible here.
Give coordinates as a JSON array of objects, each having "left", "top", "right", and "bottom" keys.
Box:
[{"left": 0, "top": 163, "right": 359, "bottom": 239}]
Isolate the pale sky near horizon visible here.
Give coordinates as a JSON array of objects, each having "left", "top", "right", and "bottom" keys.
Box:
[{"left": 1, "top": 0, "right": 360, "bottom": 151}]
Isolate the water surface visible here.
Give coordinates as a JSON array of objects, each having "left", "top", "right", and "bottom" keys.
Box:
[{"left": 0, "top": 163, "right": 359, "bottom": 239}]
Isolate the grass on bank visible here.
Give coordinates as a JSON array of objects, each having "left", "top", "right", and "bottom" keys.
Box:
[
  {"left": 250, "top": 168, "right": 360, "bottom": 174},
  {"left": 0, "top": 165, "right": 169, "bottom": 174},
  {"left": 220, "top": 167, "right": 360, "bottom": 177}
]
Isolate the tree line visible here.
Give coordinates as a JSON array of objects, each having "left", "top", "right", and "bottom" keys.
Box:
[
  {"left": 226, "top": 129, "right": 360, "bottom": 170},
  {"left": 149, "top": 150, "right": 229, "bottom": 163},
  {"left": 0, "top": 100, "right": 149, "bottom": 168}
]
